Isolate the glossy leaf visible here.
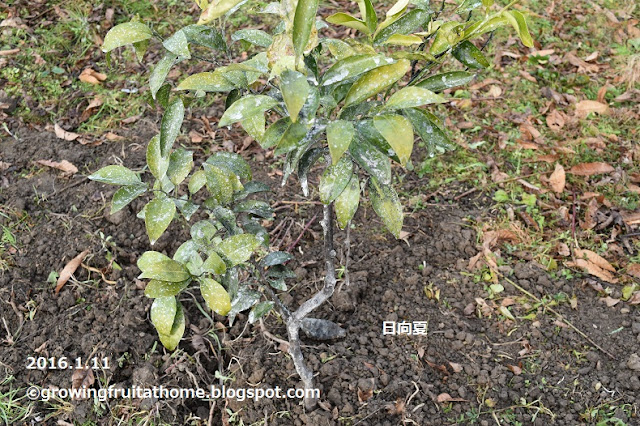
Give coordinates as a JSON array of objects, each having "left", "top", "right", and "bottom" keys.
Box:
[
  {"left": 175, "top": 198, "right": 199, "bottom": 221},
  {"left": 358, "top": 0, "right": 377, "bottom": 33},
  {"left": 167, "top": 149, "right": 193, "bottom": 185},
  {"left": 182, "top": 25, "right": 226, "bottom": 50},
  {"left": 228, "top": 287, "right": 261, "bottom": 322},
  {"left": 326, "top": 120, "right": 354, "bottom": 165},
  {"left": 384, "top": 86, "right": 446, "bottom": 111},
  {"left": 334, "top": 174, "right": 360, "bottom": 229},
  {"left": 145, "top": 197, "right": 176, "bottom": 245},
  {"left": 280, "top": 70, "right": 310, "bottom": 122},
  {"left": 190, "top": 221, "right": 218, "bottom": 246},
  {"left": 102, "top": 21, "right": 152, "bottom": 53},
  {"left": 248, "top": 301, "right": 274, "bottom": 323},
  {"left": 386, "top": 0, "right": 409, "bottom": 17},
  {"left": 323, "top": 38, "right": 357, "bottom": 60},
  {"left": 188, "top": 170, "right": 206, "bottom": 194},
  {"left": 266, "top": 119, "right": 308, "bottom": 154},
  {"left": 429, "top": 21, "right": 464, "bottom": 55},
  {"left": 504, "top": 11, "right": 533, "bottom": 48},
  {"left": 326, "top": 13, "right": 369, "bottom": 34},
  {"left": 198, "top": 0, "right": 245, "bottom": 24},
  {"left": 218, "top": 234, "right": 260, "bottom": 266},
  {"left": 452, "top": 40, "right": 489, "bottom": 69},
  {"left": 231, "top": 29, "right": 273, "bottom": 47},
  {"left": 292, "top": 0, "right": 319, "bottom": 59},
  {"left": 373, "top": 9, "right": 431, "bottom": 45},
  {"left": 242, "top": 113, "right": 266, "bottom": 141},
  {"left": 373, "top": 114, "right": 414, "bottom": 166},
  {"left": 203, "top": 164, "right": 234, "bottom": 205},
  {"left": 200, "top": 278, "right": 231, "bottom": 315},
  {"left": 173, "top": 240, "right": 199, "bottom": 263},
  {"left": 158, "top": 300, "right": 185, "bottom": 351},
  {"left": 234, "top": 200, "right": 274, "bottom": 219},
  {"left": 219, "top": 95, "right": 279, "bottom": 127},
  {"left": 298, "top": 147, "right": 326, "bottom": 196},
  {"left": 160, "top": 98, "right": 185, "bottom": 156},
  {"left": 151, "top": 54, "right": 177, "bottom": 98},
  {"left": 369, "top": 180, "right": 403, "bottom": 238},
  {"left": 355, "top": 120, "right": 400, "bottom": 163},
  {"left": 319, "top": 155, "right": 353, "bottom": 204},
  {"left": 163, "top": 29, "right": 190, "bottom": 59},
  {"left": 465, "top": 14, "right": 509, "bottom": 38},
  {"left": 138, "top": 251, "right": 190, "bottom": 282},
  {"left": 383, "top": 34, "right": 422, "bottom": 46},
  {"left": 261, "top": 251, "right": 294, "bottom": 267},
  {"left": 147, "top": 135, "right": 168, "bottom": 180},
  {"left": 402, "top": 107, "right": 454, "bottom": 155},
  {"left": 203, "top": 251, "right": 227, "bottom": 275},
  {"left": 145, "top": 279, "right": 190, "bottom": 298},
  {"left": 322, "top": 54, "right": 394, "bottom": 86},
  {"left": 343, "top": 59, "right": 410, "bottom": 107},
  {"left": 457, "top": 0, "right": 482, "bottom": 12},
  {"left": 349, "top": 136, "right": 391, "bottom": 184},
  {"left": 151, "top": 296, "right": 177, "bottom": 335},
  {"left": 416, "top": 71, "right": 475, "bottom": 92},
  {"left": 205, "top": 152, "right": 252, "bottom": 181},
  {"left": 89, "top": 165, "right": 140, "bottom": 186},
  {"left": 111, "top": 184, "right": 146, "bottom": 214},
  {"left": 177, "top": 72, "right": 236, "bottom": 92},
  {"left": 133, "top": 39, "right": 149, "bottom": 62}
]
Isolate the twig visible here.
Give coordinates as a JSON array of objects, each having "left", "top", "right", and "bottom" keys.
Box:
[
  {"left": 498, "top": 272, "right": 616, "bottom": 360},
  {"left": 259, "top": 318, "right": 289, "bottom": 350},
  {"left": 285, "top": 213, "right": 317, "bottom": 253}
]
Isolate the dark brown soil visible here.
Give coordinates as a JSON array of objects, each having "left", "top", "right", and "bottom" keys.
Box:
[{"left": 0, "top": 124, "right": 638, "bottom": 425}]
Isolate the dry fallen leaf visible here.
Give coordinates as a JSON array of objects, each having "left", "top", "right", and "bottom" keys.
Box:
[
  {"left": 79, "top": 68, "right": 107, "bottom": 85},
  {"left": 568, "top": 162, "right": 614, "bottom": 176},
  {"left": 449, "top": 362, "right": 463, "bottom": 373},
  {"left": 549, "top": 163, "right": 566, "bottom": 193},
  {"left": 71, "top": 367, "right": 95, "bottom": 399},
  {"left": 580, "top": 198, "right": 599, "bottom": 230},
  {"left": 627, "top": 264, "right": 640, "bottom": 279},
  {"left": 622, "top": 211, "right": 640, "bottom": 226},
  {"left": 575, "top": 249, "right": 615, "bottom": 272},
  {"left": 546, "top": 110, "right": 565, "bottom": 132},
  {"left": 568, "top": 258, "right": 618, "bottom": 284},
  {"left": 575, "top": 100, "right": 610, "bottom": 117},
  {"left": 80, "top": 96, "right": 103, "bottom": 122},
  {"left": 357, "top": 387, "right": 373, "bottom": 402},
  {"left": 105, "top": 132, "right": 123, "bottom": 141},
  {"left": 55, "top": 250, "right": 90, "bottom": 294},
  {"left": 36, "top": 160, "right": 78, "bottom": 176},
  {"left": 54, "top": 123, "right": 80, "bottom": 141},
  {"left": 507, "top": 364, "right": 522, "bottom": 375},
  {"left": 601, "top": 296, "right": 620, "bottom": 307},
  {"left": 436, "top": 393, "right": 467, "bottom": 403}
]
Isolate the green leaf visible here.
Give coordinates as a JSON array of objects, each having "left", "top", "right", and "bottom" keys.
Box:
[
  {"left": 233, "top": 200, "right": 274, "bottom": 219},
  {"left": 150, "top": 54, "right": 179, "bottom": 100},
  {"left": 280, "top": 70, "right": 310, "bottom": 122},
  {"left": 151, "top": 296, "right": 177, "bottom": 335},
  {"left": 326, "top": 13, "right": 370, "bottom": 34},
  {"left": 349, "top": 136, "right": 392, "bottom": 184},
  {"left": 182, "top": 25, "right": 226, "bottom": 50},
  {"left": 167, "top": 149, "right": 193, "bottom": 185},
  {"left": 503, "top": 11, "right": 533, "bottom": 48},
  {"left": 358, "top": 0, "right": 377, "bottom": 33},
  {"left": 319, "top": 155, "right": 353, "bottom": 204},
  {"left": 373, "top": 114, "right": 414, "bottom": 166},
  {"left": 241, "top": 113, "right": 266, "bottom": 142},
  {"left": 261, "top": 251, "right": 294, "bottom": 267},
  {"left": 203, "top": 164, "right": 234, "bottom": 205},
  {"left": 205, "top": 152, "right": 252, "bottom": 181},
  {"left": 102, "top": 21, "right": 152, "bottom": 53},
  {"left": 298, "top": 147, "right": 326, "bottom": 197},
  {"left": 133, "top": 39, "right": 149, "bottom": 62},
  {"left": 262, "top": 118, "right": 307, "bottom": 153},
  {"left": 344, "top": 59, "right": 410, "bottom": 107},
  {"left": 139, "top": 251, "right": 190, "bottom": 282},
  {"left": 354, "top": 120, "right": 399, "bottom": 163},
  {"left": 373, "top": 9, "right": 431, "bottom": 45},
  {"left": 429, "top": 21, "right": 464, "bottom": 55},
  {"left": 322, "top": 54, "right": 394, "bottom": 86},
  {"left": 292, "top": 0, "right": 319, "bottom": 60},
  {"left": 386, "top": 0, "right": 409, "bottom": 17},
  {"left": 203, "top": 251, "right": 227, "bottom": 275},
  {"left": 465, "top": 14, "right": 509, "bottom": 38},
  {"left": 415, "top": 71, "right": 475, "bottom": 92},
  {"left": 111, "top": 184, "right": 146, "bottom": 214},
  {"left": 147, "top": 134, "right": 168, "bottom": 180},
  {"left": 158, "top": 300, "right": 185, "bottom": 351},
  {"left": 457, "top": 0, "right": 483, "bottom": 12},
  {"left": 231, "top": 29, "right": 273, "bottom": 47},
  {"left": 198, "top": 0, "right": 245, "bottom": 24},
  {"left": 173, "top": 240, "right": 199, "bottom": 263},
  {"left": 334, "top": 174, "right": 360, "bottom": 229},
  {"left": 383, "top": 34, "right": 423, "bottom": 46},
  {"left": 248, "top": 301, "right": 274, "bottom": 323},
  {"left": 218, "top": 234, "right": 260, "bottom": 266},
  {"left": 323, "top": 38, "right": 357, "bottom": 60},
  {"left": 160, "top": 98, "right": 185, "bottom": 156},
  {"left": 228, "top": 287, "right": 261, "bottom": 323},
  {"left": 190, "top": 221, "right": 218, "bottom": 246},
  {"left": 188, "top": 170, "right": 206, "bottom": 194},
  {"left": 177, "top": 71, "right": 236, "bottom": 92},
  {"left": 89, "top": 165, "right": 140, "bottom": 185},
  {"left": 145, "top": 279, "right": 190, "bottom": 298},
  {"left": 219, "top": 95, "right": 279, "bottom": 127},
  {"left": 327, "top": 120, "right": 354, "bottom": 165},
  {"left": 200, "top": 278, "right": 231, "bottom": 315},
  {"left": 175, "top": 198, "right": 199, "bottom": 221},
  {"left": 402, "top": 108, "right": 454, "bottom": 156},
  {"left": 452, "top": 40, "right": 490, "bottom": 69},
  {"left": 384, "top": 86, "right": 446, "bottom": 111},
  {"left": 163, "top": 29, "right": 191, "bottom": 59},
  {"left": 369, "top": 180, "right": 403, "bottom": 238},
  {"left": 145, "top": 197, "right": 176, "bottom": 245}
]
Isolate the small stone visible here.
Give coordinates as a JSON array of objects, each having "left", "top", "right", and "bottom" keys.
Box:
[{"left": 627, "top": 354, "right": 640, "bottom": 371}]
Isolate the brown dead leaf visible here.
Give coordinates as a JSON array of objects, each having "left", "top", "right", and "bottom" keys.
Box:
[
  {"left": 565, "top": 52, "right": 599, "bottom": 73},
  {"left": 36, "top": 160, "right": 78, "bottom": 176},
  {"left": 580, "top": 198, "right": 599, "bottom": 230},
  {"left": 629, "top": 292, "right": 640, "bottom": 305},
  {"left": 386, "top": 398, "right": 406, "bottom": 415},
  {"left": 575, "top": 100, "right": 610, "bottom": 117},
  {"left": 518, "top": 70, "right": 537, "bottom": 83},
  {"left": 557, "top": 243, "right": 571, "bottom": 257},
  {"left": 568, "top": 258, "right": 618, "bottom": 284},
  {"left": 627, "top": 264, "right": 640, "bottom": 279},
  {"left": 575, "top": 249, "right": 615, "bottom": 272},
  {"left": 105, "top": 132, "right": 123, "bottom": 141},
  {"left": 0, "top": 48, "right": 20, "bottom": 56},
  {"left": 436, "top": 393, "right": 467, "bottom": 403},
  {"left": 357, "top": 387, "right": 373, "bottom": 402},
  {"left": 71, "top": 367, "right": 95, "bottom": 399},
  {"left": 80, "top": 96, "right": 103, "bottom": 122},
  {"left": 545, "top": 110, "right": 565, "bottom": 132},
  {"left": 189, "top": 130, "right": 204, "bottom": 143},
  {"left": 622, "top": 211, "right": 640, "bottom": 226},
  {"left": 449, "top": 362, "right": 463, "bottom": 373},
  {"left": 507, "top": 364, "right": 522, "bottom": 375},
  {"left": 568, "top": 162, "right": 614, "bottom": 176},
  {"left": 122, "top": 114, "right": 141, "bottom": 124},
  {"left": 0, "top": 161, "right": 11, "bottom": 171},
  {"left": 54, "top": 123, "right": 80, "bottom": 141},
  {"left": 487, "top": 85, "right": 502, "bottom": 98},
  {"left": 79, "top": 68, "right": 107, "bottom": 85},
  {"left": 601, "top": 296, "right": 620, "bottom": 307},
  {"left": 548, "top": 163, "right": 566, "bottom": 193},
  {"left": 55, "top": 250, "right": 90, "bottom": 294}
]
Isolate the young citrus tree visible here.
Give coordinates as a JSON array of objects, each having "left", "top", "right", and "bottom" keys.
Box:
[{"left": 90, "top": 0, "right": 533, "bottom": 409}]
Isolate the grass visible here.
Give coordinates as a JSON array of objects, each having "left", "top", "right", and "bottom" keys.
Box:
[{"left": 0, "top": 376, "right": 31, "bottom": 425}]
